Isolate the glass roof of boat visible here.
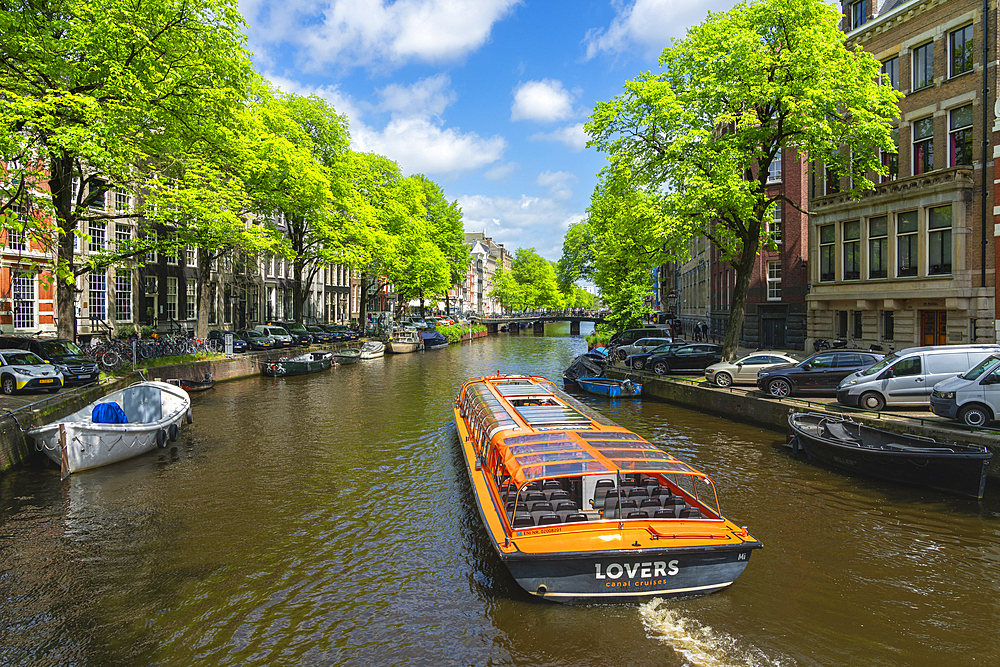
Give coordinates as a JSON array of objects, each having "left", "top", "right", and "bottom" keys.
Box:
[{"left": 494, "top": 383, "right": 554, "bottom": 397}]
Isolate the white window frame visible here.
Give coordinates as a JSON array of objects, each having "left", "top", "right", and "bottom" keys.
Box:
[
  {"left": 913, "top": 41, "right": 934, "bottom": 90},
  {"left": 766, "top": 261, "right": 781, "bottom": 301},
  {"left": 187, "top": 279, "right": 196, "bottom": 320},
  {"left": 88, "top": 221, "right": 106, "bottom": 253},
  {"left": 166, "top": 277, "right": 178, "bottom": 320},
  {"left": 115, "top": 273, "right": 132, "bottom": 322},
  {"left": 12, "top": 274, "right": 35, "bottom": 329},
  {"left": 767, "top": 149, "right": 782, "bottom": 183},
  {"left": 769, "top": 203, "right": 783, "bottom": 244},
  {"left": 89, "top": 273, "right": 107, "bottom": 321}
]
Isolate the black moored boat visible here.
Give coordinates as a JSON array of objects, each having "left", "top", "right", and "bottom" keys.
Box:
[{"left": 788, "top": 412, "right": 992, "bottom": 498}]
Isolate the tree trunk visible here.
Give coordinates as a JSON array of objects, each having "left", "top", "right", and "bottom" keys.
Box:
[
  {"left": 196, "top": 248, "right": 213, "bottom": 338},
  {"left": 293, "top": 260, "right": 303, "bottom": 321},
  {"left": 50, "top": 152, "right": 77, "bottom": 341},
  {"left": 358, "top": 274, "right": 369, "bottom": 327},
  {"left": 720, "top": 224, "right": 761, "bottom": 361}
]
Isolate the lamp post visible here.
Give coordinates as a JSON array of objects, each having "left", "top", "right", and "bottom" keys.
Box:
[{"left": 667, "top": 290, "right": 678, "bottom": 332}]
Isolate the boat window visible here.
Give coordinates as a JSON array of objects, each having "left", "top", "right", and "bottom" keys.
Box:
[
  {"left": 962, "top": 355, "right": 1000, "bottom": 380},
  {"left": 579, "top": 431, "right": 644, "bottom": 442}
]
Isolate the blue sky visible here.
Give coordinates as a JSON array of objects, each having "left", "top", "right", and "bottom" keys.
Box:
[{"left": 238, "top": 0, "right": 737, "bottom": 260}]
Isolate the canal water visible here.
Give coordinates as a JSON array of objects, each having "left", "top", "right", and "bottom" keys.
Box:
[{"left": 1, "top": 324, "right": 999, "bottom": 666}]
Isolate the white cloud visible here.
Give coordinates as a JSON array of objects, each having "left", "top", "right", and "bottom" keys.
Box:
[
  {"left": 266, "top": 73, "right": 366, "bottom": 129},
  {"left": 536, "top": 170, "right": 578, "bottom": 200},
  {"left": 244, "top": 0, "right": 521, "bottom": 71},
  {"left": 355, "top": 117, "right": 505, "bottom": 175},
  {"left": 584, "top": 0, "right": 736, "bottom": 59},
  {"left": 377, "top": 74, "right": 456, "bottom": 117},
  {"left": 484, "top": 162, "right": 518, "bottom": 181},
  {"left": 511, "top": 79, "right": 576, "bottom": 122},
  {"left": 458, "top": 193, "right": 584, "bottom": 259},
  {"left": 529, "top": 123, "right": 590, "bottom": 152}
]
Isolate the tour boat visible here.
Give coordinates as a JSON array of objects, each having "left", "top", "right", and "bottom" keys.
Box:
[
  {"left": 575, "top": 377, "right": 642, "bottom": 398},
  {"left": 454, "top": 374, "right": 761, "bottom": 603},
  {"left": 30, "top": 380, "right": 192, "bottom": 477}
]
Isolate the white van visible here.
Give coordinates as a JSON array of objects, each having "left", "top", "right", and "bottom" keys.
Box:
[
  {"left": 930, "top": 353, "right": 1000, "bottom": 426},
  {"left": 255, "top": 325, "right": 293, "bottom": 347},
  {"left": 837, "top": 344, "right": 1000, "bottom": 411}
]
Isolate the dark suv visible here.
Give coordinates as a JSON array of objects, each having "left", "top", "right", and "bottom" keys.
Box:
[
  {"left": 756, "top": 350, "right": 883, "bottom": 397},
  {"left": 275, "top": 322, "right": 313, "bottom": 346},
  {"left": 0, "top": 336, "right": 100, "bottom": 386},
  {"left": 648, "top": 344, "right": 722, "bottom": 374}
]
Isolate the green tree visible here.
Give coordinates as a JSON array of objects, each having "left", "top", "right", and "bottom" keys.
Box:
[
  {"left": 586, "top": 0, "right": 899, "bottom": 358},
  {"left": 0, "top": 0, "right": 254, "bottom": 339},
  {"left": 511, "top": 248, "right": 562, "bottom": 311},
  {"left": 488, "top": 266, "right": 522, "bottom": 312}
]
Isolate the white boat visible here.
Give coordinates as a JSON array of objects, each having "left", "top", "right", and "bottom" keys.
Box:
[
  {"left": 387, "top": 330, "right": 421, "bottom": 354},
  {"left": 30, "top": 381, "right": 192, "bottom": 477},
  {"left": 359, "top": 341, "right": 385, "bottom": 359}
]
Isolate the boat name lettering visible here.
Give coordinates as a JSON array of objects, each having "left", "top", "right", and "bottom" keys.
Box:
[{"left": 594, "top": 560, "right": 678, "bottom": 580}]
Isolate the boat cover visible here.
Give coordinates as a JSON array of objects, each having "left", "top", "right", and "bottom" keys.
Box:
[
  {"left": 420, "top": 331, "right": 448, "bottom": 344},
  {"left": 563, "top": 353, "right": 606, "bottom": 381},
  {"left": 92, "top": 402, "right": 129, "bottom": 424}
]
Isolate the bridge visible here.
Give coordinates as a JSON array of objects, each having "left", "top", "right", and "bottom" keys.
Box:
[{"left": 480, "top": 314, "right": 605, "bottom": 335}]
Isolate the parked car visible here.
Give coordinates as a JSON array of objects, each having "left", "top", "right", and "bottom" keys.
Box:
[
  {"left": 609, "top": 327, "right": 673, "bottom": 347},
  {"left": 930, "top": 353, "right": 1000, "bottom": 426},
  {"left": 0, "top": 349, "right": 64, "bottom": 394},
  {"left": 254, "top": 325, "right": 294, "bottom": 347},
  {"left": 615, "top": 336, "right": 675, "bottom": 360},
  {"left": 757, "top": 350, "right": 883, "bottom": 397},
  {"left": 624, "top": 341, "right": 688, "bottom": 370},
  {"left": 648, "top": 344, "right": 723, "bottom": 375},
  {"left": 237, "top": 329, "right": 276, "bottom": 350},
  {"left": 207, "top": 329, "right": 248, "bottom": 353},
  {"left": 0, "top": 336, "right": 99, "bottom": 386},
  {"left": 323, "top": 324, "right": 359, "bottom": 340},
  {"left": 838, "top": 344, "right": 1000, "bottom": 411},
  {"left": 705, "top": 352, "right": 800, "bottom": 387},
  {"left": 274, "top": 322, "right": 313, "bottom": 346},
  {"left": 306, "top": 326, "right": 334, "bottom": 344}
]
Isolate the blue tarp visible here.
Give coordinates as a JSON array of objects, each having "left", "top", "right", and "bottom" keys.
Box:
[
  {"left": 92, "top": 402, "right": 129, "bottom": 424},
  {"left": 420, "top": 331, "right": 448, "bottom": 343}
]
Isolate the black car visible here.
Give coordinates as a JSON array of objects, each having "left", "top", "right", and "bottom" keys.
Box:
[
  {"left": 0, "top": 336, "right": 100, "bottom": 386},
  {"left": 648, "top": 344, "right": 722, "bottom": 374},
  {"left": 306, "top": 326, "right": 334, "bottom": 344},
  {"left": 756, "top": 350, "right": 883, "bottom": 397},
  {"left": 275, "top": 322, "right": 313, "bottom": 346},
  {"left": 236, "top": 329, "right": 275, "bottom": 350},
  {"left": 207, "top": 329, "right": 248, "bottom": 353},
  {"left": 323, "top": 324, "right": 359, "bottom": 341},
  {"left": 625, "top": 341, "right": 688, "bottom": 370}
]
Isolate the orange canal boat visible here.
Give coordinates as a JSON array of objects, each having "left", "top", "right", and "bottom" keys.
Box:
[{"left": 454, "top": 374, "right": 761, "bottom": 603}]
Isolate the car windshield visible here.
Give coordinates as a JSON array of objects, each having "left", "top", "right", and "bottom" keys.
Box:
[
  {"left": 859, "top": 353, "right": 899, "bottom": 376},
  {"left": 3, "top": 352, "right": 43, "bottom": 365},
  {"left": 244, "top": 331, "right": 262, "bottom": 338},
  {"left": 40, "top": 340, "right": 84, "bottom": 356},
  {"left": 962, "top": 355, "right": 1000, "bottom": 380},
  {"left": 284, "top": 323, "right": 306, "bottom": 332}
]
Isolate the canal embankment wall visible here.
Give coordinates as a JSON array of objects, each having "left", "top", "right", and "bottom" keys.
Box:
[{"left": 606, "top": 367, "right": 1000, "bottom": 480}]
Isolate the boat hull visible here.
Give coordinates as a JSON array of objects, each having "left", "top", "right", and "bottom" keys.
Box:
[
  {"left": 179, "top": 379, "right": 215, "bottom": 392},
  {"left": 261, "top": 357, "right": 333, "bottom": 376},
  {"left": 359, "top": 342, "right": 385, "bottom": 359},
  {"left": 388, "top": 341, "right": 421, "bottom": 353},
  {"left": 332, "top": 350, "right": 361, "bottom": 365},
  {"left": 788, "top": 412, "right": 991, "bottom": 498},
  {"left": 576, "top": 378, "right": 642, "bottom": 398}
]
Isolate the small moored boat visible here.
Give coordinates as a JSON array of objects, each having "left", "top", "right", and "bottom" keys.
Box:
[
  {"left": 420, "top": 330, "right": 449, "bottom": 350},
  {"left": 331, "top": 348, "right": 361, "bottom": 365},
  {"left": 261, "top": 351, "right": 333, "bottom": 377},
  {"left": 359, "top": 341, "right": 385, "bottom": 359},
  {"left": 788, "top": 411, "right": 992, "bottom": 498},
  {"left": 179, "top": 373, "right": 215, "bottom": 392},
  {"left": 30, "top": 380, "right": 191, "bottom": 476},
  {"left": 576, "top": 377, "right": 642, "bottom": 398},
  {"left": 388, "top": 329, "right": 421, "bottom": 354},
  {"left": 562, "top": 351, "right": 607, "bottom": 388},
  {"left": 455, "top": 374, "right": 760, "bottom": 603}
]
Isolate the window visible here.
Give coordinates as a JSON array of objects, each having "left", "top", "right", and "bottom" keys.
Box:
[
  {"left": 114, "top": 223, "right": 132, "bottom": 248},
  {"left": 167, "top": 249, "right": 178, "bottom": 265},
  {"left": 187, "top": 279, "right": 196, "bottom": 320},
  {"left": 881, "top": 57, "right": 899, "bottom": 90},
  {"left": 186, "top": 246, "right": 196, "bottom": 267},
  {"left": 769, "top": 203, "right": 782, "bottom": 244},
  {"left": 88, "top": 221, "right": 106, "bottom": 253},
  {"left": 812, "top": 353, "right": 836, "bottom": 369},
  {"left": 928, "top": 205, "right": 952, "bottom": 275},
  {"left": 897, "top": 211, "right": 918, "bottom": 276},
  {"left": 843, "top": 220, "right": 860, "bottom": 280},
  {"left": 145, "top": 276, "right": 157, "bottom": 295},
  {"left": 166, "top": 277, "right": 178, "bottom": 320},
  {"left": 949, "top": 24, "right": 973, "bottom": 77},
  {"left": 836, "top": 312, "right": 848, "bottom": 339},
  {"left": 89, "top": 273, "right": 106, "bottom": 320},
  {"left": 852, "top": 311, "right": 863, "bottom": 340},
  {"left": 950, "top": 105, "right": 973, "bottom": 166},
  {"left": 820, "top": 224, "right": 836, "bottom": 281},
  {"left": 825, "top": 161, "right": 840, "bottom": 195},
  {"left": 12, "top": 275, "right": 34, "bottom": 329},
  {"left": 882, "top": 311, "right": 894, "bottom": 340},
  {"left": 913, "top": 42, "right": 934, "bottom": 90},
  {"left": 850, "top": 0, "right": 866, "bottom": 29},
  {"left": 881, "top": 128, "right": 899, "bottom": 182},
  {"left": 115, "top": 273, "right": 131, "bottom": 321},
  {"left": 893, "top": 356, "right": 922, "bottom": 376},
  {"left": 913, "top": 117, "right": 934, "bottom": 175},
  {"left": 114, "top": 190, "right": 130, "bottom": 213},
  {"left": 868, "top": 216, "right": 887, "bottom": 279},
  {"left": 86, "top": 180, "right": 107, "bottom": 210},
  {"left": 768, "top": 149, "right": 782, "bottom": 182},
  {"left": 6, "top": 206, "right": 27, "bottom": 251},
  {"left": 767, "top": 261, "right": 781, "bottom": 300}
]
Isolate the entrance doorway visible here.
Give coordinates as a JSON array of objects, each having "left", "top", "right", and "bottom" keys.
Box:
[
  {"left": 920, "top": 310, "right": 947, "bottom": 346},
  {"left": 761, "top": 317, "right": 786, "bottom": 349}
]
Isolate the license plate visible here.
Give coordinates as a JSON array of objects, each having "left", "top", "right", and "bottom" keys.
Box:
[
  {"left": 39, "top": 378, "right": 53, "bottom": 383},
  {"left": 78, "top": 375, "right": 89, "bottom": 379}
]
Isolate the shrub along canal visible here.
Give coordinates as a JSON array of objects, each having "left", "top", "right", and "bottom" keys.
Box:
[{"left": 0, "top": 323, "right": 998, "bottom": 666}]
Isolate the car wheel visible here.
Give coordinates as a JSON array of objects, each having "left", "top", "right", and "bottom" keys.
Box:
[
  {"left": 860, "top": 391, "right": 885, "bottom": 411},
  {"left": 652, "top": 361, "right": 669, "bottom": 375},
  {"left": 617, "top": 349, "right": 628, "bottom": 360},
  {"left": 767, "top": 378, "right": 792, "bottom": 398},
  {"left": 959, "top": 404, "right": 993, "bottom": 427},
  {"left": 1, "top": 375, "right": 16, "bottom": 395},
  {"left": 632, "top": 359, "right": 645, "bottom": 371},
  {"left": 714, "top": 372, "right": 732, "bottom": 387}
]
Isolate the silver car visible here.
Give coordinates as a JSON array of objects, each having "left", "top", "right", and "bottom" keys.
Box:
[
  {"left": 615, "top": 336, "right": 674, "bottom": 360},
  {"left": 0, "top": 349, "right": 64, "bottom": 394},
  {"left": 704, "top": 352, "right": 799, "bottom": 387}
]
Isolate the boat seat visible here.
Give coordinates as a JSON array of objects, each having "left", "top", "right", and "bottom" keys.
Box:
[
  {"left": 512, "top": 513, "right": 534, "bottom": 528},
  {"left": 823, "top": 421, "right": 861, "bottom": 443},
  {"left": 536, "top": 513, "right": 562, "bottom": 526},
  {"left": 542, "top": 480, "right": 563, "bottom": 491},
  {"left": 564, "top": 513, "right": 588, "bottom": 523},
  {"left": 607, "top": 499, "right": 637, "bottom": 519},
  {"left": 654, "top": 508, "right": 677, "bottom": 518},
  {"left": 650, "top": 487, "right": 672, "bottom": 499},
  {"left": 546, "top": 489, "right": 571, "bottom": 502},
  {"left": 526, "top": 481, "right": 543, "bottom": 491},
  {"left": 641, "top": 478, "right": 659, "bottom": 488},
  {"left": 620, "top": 479, "right": 636, "bottom": 489},
  {"left": 505, "top": 501, "right": 528, "bottom": 517},
  {"left": 628, "top": 487, "right": 649, "bottom": 498},
  {"left": 595, "top": 489, "right": 619, "bottom": 510},
  {"left": 595, "top": 479, "right": 615, "bottom": 490},
  {"left": 524, "top": 491, "right": 546, "bottom": 504},
  {"left": 662, "top": 496, "right": 685, "bottom": 509},
  {"left": 639, "top": 498, "right": 661, "bottom": 510},
  {"left": 555, "top": 501, "right": 579, "bottom": 521},
  {"left": 679, "top": 508, "right": 702, "bottom": 519},
  {"left": 626, "top": 511, "right": 649, "bottom": 519},
  {"left": 530, "top": 502, "right": 555, "bottom": 524}
]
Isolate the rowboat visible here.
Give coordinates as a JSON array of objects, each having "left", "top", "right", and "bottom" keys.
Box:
[
  {"left": 576, "top": 377, "right": 642, "bottom": 398},
  {"left": 331, "top": 349, "right": 361, "bottom": 365},
  {"left": 788, "top": 411, "right": 992, "bottom": 498},
  {"left": 359, "top": 341, "right": 385, "bottom": 359},
  {"left": 454, "top": 374, "right": 761, "bottom": 603},
  {"left": 261, "top": 351, "right": 333, "bottom": 377},
  {"left": 388, "top": 329, "right": 421, "bottom": 354},
  {"left": 179, "top": 374, "right": 215, "bottom": 392},
  {"left": 562, "top": 352, "right": 607, "bottom": 388},
  {"left": 30, "top": 380, "right": 192, "bottom": 477}
]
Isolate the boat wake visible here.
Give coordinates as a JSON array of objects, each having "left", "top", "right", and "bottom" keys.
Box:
[{"left": 638, "top": 599, "right": 787, "bottom": 667}]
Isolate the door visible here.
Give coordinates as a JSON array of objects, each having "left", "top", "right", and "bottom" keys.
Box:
[
  {"left": 761, "top": 318, "right": 786, "bottom": 349},
  {"left": 883, "top": 355, "right": 926, "bottom": 403},
  {"left": 799, "top": 353, "right": 837, "bottom": 388},
  {"left": 920, "top": 310, "right": 947, "bottom": 346},
  {"left": 735, "top": 355, "right": 775, "bottom": 382}
]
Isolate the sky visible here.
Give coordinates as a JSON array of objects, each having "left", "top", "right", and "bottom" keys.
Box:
[{"left": 238, "top": 0, "right": 738, "bottom": 261}]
